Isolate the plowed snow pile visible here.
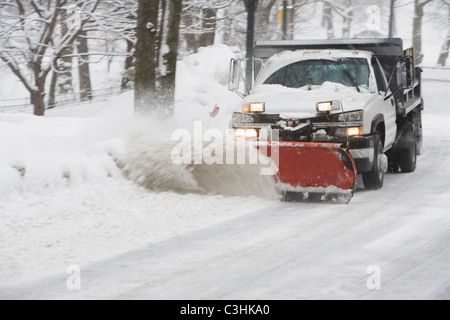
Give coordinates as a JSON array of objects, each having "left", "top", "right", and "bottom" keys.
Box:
[{"left": 122, "top": 118, "right": 278, "bottom": 199}]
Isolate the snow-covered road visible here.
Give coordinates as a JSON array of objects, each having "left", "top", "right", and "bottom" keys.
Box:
[{"left": 1, "top": 81, "right": 450, "bottom": 300}]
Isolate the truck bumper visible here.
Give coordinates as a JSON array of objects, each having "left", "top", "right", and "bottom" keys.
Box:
[{"left": 348, "top": 136, "right": 375, "bottom": 173}]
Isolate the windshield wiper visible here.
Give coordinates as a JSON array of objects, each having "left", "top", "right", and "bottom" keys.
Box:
[
  {"left": 306, "top": 68, "right": 312, "bottom": 91},
  {"left": 335, "top": 61, "right": 361, "bottom": 93},
  {"left": 342, "top": 68, "right": 361, "bottom": 93}
]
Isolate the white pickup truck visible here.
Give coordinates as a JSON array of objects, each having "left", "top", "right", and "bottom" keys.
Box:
[{"left": 228, "top": 38, "right": 423, "bottom": 191}]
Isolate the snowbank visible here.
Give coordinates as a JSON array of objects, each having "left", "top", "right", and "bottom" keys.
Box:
[
  {"left": 175, "top": 44, "right": 241, "bottom": 128},
  {"left": 0, "top": 108, "right": 128, "bottom": 199}
]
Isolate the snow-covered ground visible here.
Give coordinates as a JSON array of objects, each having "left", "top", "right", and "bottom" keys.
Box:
[{"left": 1, "top": 43, "right": 450, "bottom": 299}]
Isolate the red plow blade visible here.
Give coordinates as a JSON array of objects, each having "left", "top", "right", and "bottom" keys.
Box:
[{"left": 260, "top": 142, "right": 357, "bottom": 202}]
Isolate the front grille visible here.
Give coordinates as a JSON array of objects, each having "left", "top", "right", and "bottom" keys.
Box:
[{"left": 231, "top": 112, "right": 362, "bottom": 143}]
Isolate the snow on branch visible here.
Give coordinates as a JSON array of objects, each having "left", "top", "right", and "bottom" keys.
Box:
[{"left": 184, "top": 0, "right": 236, "bottom": 11}]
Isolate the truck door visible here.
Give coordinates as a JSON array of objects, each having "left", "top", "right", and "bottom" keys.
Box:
[{"left": 372, "top": 57, "right": 397, "bottom": 150}]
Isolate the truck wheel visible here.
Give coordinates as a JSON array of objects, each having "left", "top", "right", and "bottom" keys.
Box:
[
  {"left": 363, "top": 134, "right": 385, "bottom": 190},
  {"left": 398, "top": 123, "right": 417, "bottom": 173}
]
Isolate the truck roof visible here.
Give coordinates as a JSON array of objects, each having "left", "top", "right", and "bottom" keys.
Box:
[{"left": 254, "top": 38, "right": 404, "bottom": 59}]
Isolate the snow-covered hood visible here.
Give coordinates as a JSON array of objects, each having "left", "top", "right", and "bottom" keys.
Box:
[{"left": 240, "top": 82, "right": 375, "bottom": 119}]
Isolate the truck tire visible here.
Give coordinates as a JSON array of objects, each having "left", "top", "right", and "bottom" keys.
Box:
[
  {"left": 363, "top": 134, "right": 385, "bottom": 190},
  {"left": 398, "top": 122, "right": 417, "bottom": 173}
]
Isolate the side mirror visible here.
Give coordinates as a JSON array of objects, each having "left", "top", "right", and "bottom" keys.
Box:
[{"left": 228, "top": 59, "right": 244, "bottom": 97}]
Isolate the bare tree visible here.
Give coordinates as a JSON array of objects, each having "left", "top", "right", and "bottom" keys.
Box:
[
  {"left": 80, "top": 0, "right": 136, "bottom": 95},
  {"left": 0, "top": 0, "right": 100, "bottom": 116},
  {"left": 180, "top": 0, "right": 235, "bottom": 53}
]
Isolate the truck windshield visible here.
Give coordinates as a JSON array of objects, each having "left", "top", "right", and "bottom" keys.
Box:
[{"left": 263, "top": 58, "right": 370, "bottom": 90}]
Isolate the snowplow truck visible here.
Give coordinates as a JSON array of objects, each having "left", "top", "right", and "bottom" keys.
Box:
[{"left": 228, "top": 38, "right": 423, "bottom": 202}]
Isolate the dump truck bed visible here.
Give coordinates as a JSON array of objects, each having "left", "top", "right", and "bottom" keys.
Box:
[{"left": 254, "top": 38, "right": 404, "bottom": 59}]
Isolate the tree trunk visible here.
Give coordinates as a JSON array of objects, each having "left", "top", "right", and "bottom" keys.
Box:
[
  {"left": 437, "top": 32, "right": 450, "bottom": 67},
  {"left": 437, "top": 4, "right": 450, "bottom": 66},
  {"left": 48, "top": 69, "right": 58, "bottom": 109},
  {"left": 58, "top": 9, "right": 74, "bottom": 96},
  {"left": 198, "top": 8, "right": 217, "bottom": 48},
  {"left": 122, "top": 38, "right": 135, "bottom": 90},
  {"left": 32, "top": 90, "right": 46, "bottom": 116},
  {"left": 156, "top": 0, "right": 167, "bottom": 77},
  {"left": 135, "top": 0, "right": 160, "bottom": 112},
  {"left": 32, "top": 63, "right": 47, "bottom": 116},
  {"left": 322, "top": 2, "right": 334, "bottom": 39},
  {"left": 157, "top": 0, "right": 182, "bottom": 115},
  {"left": 48, "top": 10, "right": 73, "bottom": 108},
  {"left": 413, "top": 0, "right": 426, "bottom": 65},
  {"left": 341, "top": 0, "right": 353, "bottom": 38},
  {"left": 255, "top": 0, "right": 276, "bottom": 40},
  {"left": 182, "top": 1, "right": 198, "bottom": 53},
  {"left": 77, "top": 31, "right": 93, "bottom": 101},
  {"left": 222, "top": 6, "right": 233, "bottom": 46},
  {"left": 389, "top": 0, "right": 397, "bottom": 38}
]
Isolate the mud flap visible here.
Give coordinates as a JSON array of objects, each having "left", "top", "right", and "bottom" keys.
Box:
[{"left": 260, "top": 142, "right": 358, "bottom": 203}]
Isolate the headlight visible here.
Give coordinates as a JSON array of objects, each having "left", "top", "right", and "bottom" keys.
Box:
[
  {"left": 336, "top": 111, "right": 363, "bottom": 122},
  {"left": 334, "top": 126, "right": 363, "bottom": 138},
  {"left": 234, "top": 128, "right": 259, "bottom": 139},
  {"left": 235, "top": 129, "right": 246, "bottom": 137},
  {"left": 245, "top": 129, "right": 258, "bottom": 138},
  {"left": 243, "top": 102, "right": 265, "bottom": 113},
  {"left": 347, "top": 126, "right": 363, "bottom": 137},
  {"left": 316, "top": 100, "right": 341, "bottom": 113}
]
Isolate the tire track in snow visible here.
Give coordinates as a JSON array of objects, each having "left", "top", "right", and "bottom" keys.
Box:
[{"left": 327, "top": 229, "right": 450, "bottom": 300}]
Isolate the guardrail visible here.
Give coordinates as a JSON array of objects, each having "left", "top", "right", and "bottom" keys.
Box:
[{"left": 0, "top": 86, "right": 127, "bottom": 113}]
